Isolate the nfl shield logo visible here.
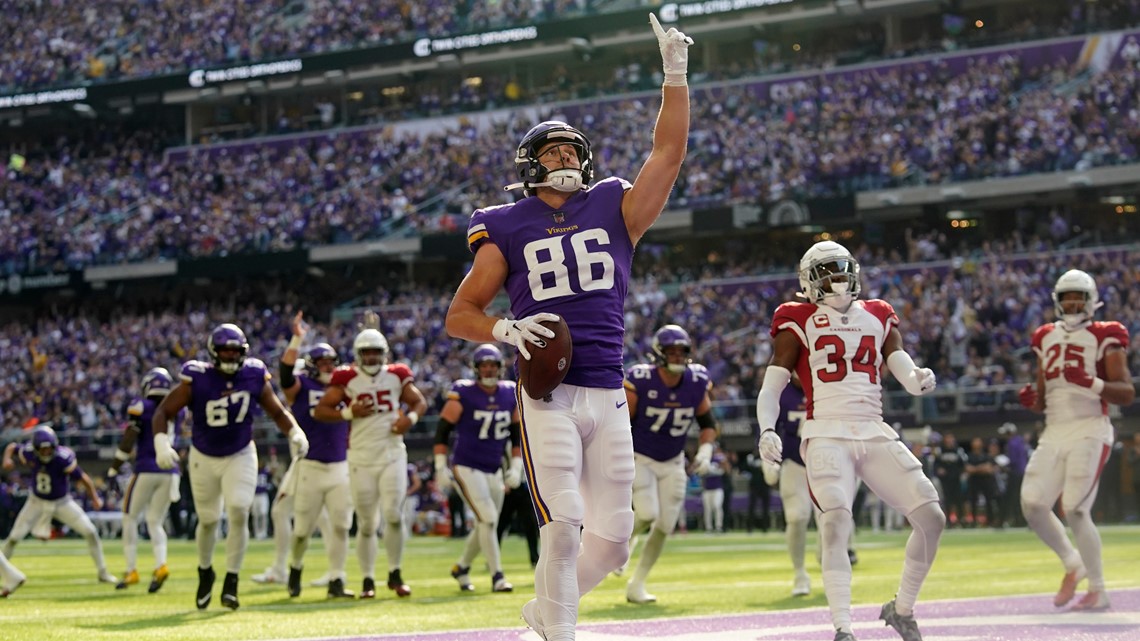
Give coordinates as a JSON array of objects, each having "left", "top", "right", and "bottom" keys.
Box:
[{"left": 552, "top": 211, "right": 565, "bottom": 224}]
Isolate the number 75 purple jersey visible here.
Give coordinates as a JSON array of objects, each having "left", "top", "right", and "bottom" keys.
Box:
[{"left": 624, "top": 363, "right": 712, "bottom": 462}]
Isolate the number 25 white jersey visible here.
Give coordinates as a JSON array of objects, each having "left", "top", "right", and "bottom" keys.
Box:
[
  {"left": 329, "top": 363, "right": 415, "bottom": 465},
  {"left": 771, "top": 299, "right": 898, "bottom": 439},
  {"left": 1031, "top": 320, "right": 1128, "bottom": 445}
]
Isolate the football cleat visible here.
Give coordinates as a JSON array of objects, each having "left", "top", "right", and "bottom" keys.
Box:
[
  {"left": 148, "top": 564, "right": 170, "bottom": 593},
  {"left": 287, "top": 566, "right": 302, "bottom": 598},
  {"left": 451, "top": 564, "right": 474, "bottom": 591},
  {"left": 98, "top": 570, "right": 118, "bottom": 585},
  {"left": 1054, "top": 566, "right": 1087, "bottom": 607},
  {"left": 359, "top": 576, "right": 376, "bottom": 599},
  {"left": 834, "top": 630, "right": 857, "bottom": 641},
  {"left": 116, "top": 569, "right": 139, "bottom": 590},
  {"left": 221, "top": 572, "right": 240, "bottom": 610},
  {"left": 327, "top": 578, "right": 355, "bottom": 598},
  {"left": 252, "top": 567, "right": 284, "bottom": 584},
  {"left": 1070, "top": 590, "right": 1110, "bottom": 611},
  {"left": 880, "top": 599, "right": 923, "bottom": 641},
  {"left": 521, "top": 598, "right": 546, "bottom": 639},
  {"left": 387, "top": 569, "right": 411, "bottom": 597},
  {"left": 196, "top": 566, "right": 215, "bottom": 609},
  {"left": 626, "top": 581, "right": 657, "bottom": 604},
  {"left": 492, "top": 572, "right": 513, "bottom": 593},
  {"left": 792, "top": 571, "right": 811, "bottom": 597},
  {"left": 310, "top": 572, "right": 331, "bottom": 588},
  {"left": 1, "top": 569, "right": 26, "bottom": 598}
]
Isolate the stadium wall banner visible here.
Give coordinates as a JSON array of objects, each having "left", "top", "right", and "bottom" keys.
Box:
[
  {"left": 0, "top": 271, "right": 81, "bottom": 297},
  {"left": 178, "top": 250, "right": 308, "bottom": 279}
]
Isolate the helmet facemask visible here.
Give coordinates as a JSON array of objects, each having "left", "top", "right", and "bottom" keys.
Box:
[
  {"left": 802, "top": 257, "right": 861, "bottom": 312},
  {"left": 472, "top": 344, "right": 504, "bottom": 387},
  {"left": 651, "top": 325, "right": 693, "bottom": 374},
  {"left": 353, "top": 329, "right": 389, "bottom": 376},
  {"left": 1051, "top": 270, "right": 1102, "bottom": 331},
  {"left": 505, "top": 121, "right": 594, "bottom": 197}
]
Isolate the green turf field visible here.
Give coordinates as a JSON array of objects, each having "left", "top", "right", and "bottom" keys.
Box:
[{"left": 4, "top": 525, "right": 1139, "bottom": 641}]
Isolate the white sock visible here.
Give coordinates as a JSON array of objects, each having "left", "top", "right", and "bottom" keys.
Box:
[
  {"left": 1068, "top": 506, "right": 1104, "bottom": 591},
  {"left": 147, "top": 515, "right": 168, "bottom": 568},
  {"left": 630, "top": 527, "right": 667, "bottom": 587},
  {"left": 122, "top": 515, "right": 139, "bottom": 572},
  {"left": 787, "top": 517, "right": 808, "bottom": 572},
  {"left": 270, "top": 497, "right": 293, "bottom": 576},
  {"left": 1024, "top": 502, "right": 1078, "bottom": 570},
  {"left": 895, "top": 502, "right": 944, "bottom": 615},
  {"left": 538, "top": 521, "right": 580, "bottom": 641},
  {"left": 818, "top": 509, "right": 854, "bottom": 632},
  {"left": 477, "top": 520, "right": 502, "bottom": 575},
  {"left": 459, "top": 528, "right": 481, "bottom": 568},
  {"left": 328, "top": 526, "right": 350, "bottom": 580},
  {"left": 384, "top": 520, "right": 405, "bottom": 571},
  {"left": 357, "top": 530, "right": 378, "bottom": 579},
  {"left": 225, "top": 506, "right": 250, "bottom": 574},
  {"left": 577, "top": 530, "right": 629, "bottom": 596},
  {"left": 196, "top": 521, "right": 217, "bottom": 569}
]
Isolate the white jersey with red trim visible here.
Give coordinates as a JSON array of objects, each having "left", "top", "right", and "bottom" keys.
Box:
[
  {"left": 330, "top": 363, "right": 415, "bottom": 465},
  {"left": 1031, "top": 321, "right": 1128, "bottom": 446},
  {"left": 771, "top": 299, "right": 898, "bottom": 440}
]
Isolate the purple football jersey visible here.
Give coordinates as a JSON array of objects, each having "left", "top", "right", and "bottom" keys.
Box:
[
  {"left": 449, "top": 379, "right": 519, "bottom": 474},
  {"left": 180, "top": 358, "right": 269, "bottom": 457},
  {"left": 127, "top": 397, "right": 184, "bottom": 474},
  {"left": 467, "top": 177, "right": 634, "bottom": 390},
  {"left": 774, "top": 384, "right": 807, "bottom": 466},
  {"left": 291, "top": 374, "right": 348, "bottom": 463},
  {"left": 17, "top": 444, "right": 83, "bottom": 500},
  {"left": 626, "top": 363, "right": 712, "bottom": 462}
]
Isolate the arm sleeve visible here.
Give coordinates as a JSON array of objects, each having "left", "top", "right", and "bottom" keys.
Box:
[
  {"left": 278, "top": 361, "right": 296, "bottom": 389},
  {"left": 696, "top": 412, "right": 717, "bottom": 429},
  {"left": 509, "top": 422, "right": 522, "bottom": 448},
  {"left": 434, "top": 418, "right": 455, "bottom": 446},
  {"left": 756, "top": 366, "right": 792, "bottom": 431}
]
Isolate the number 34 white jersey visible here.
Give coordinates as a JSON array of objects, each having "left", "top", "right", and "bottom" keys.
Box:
[
  {"left": 1031, "top": 321, "right": 1128, "bottom": 445},
  {"left": 329, "top": 363, "right": 415, "bottom": 465},
  {"left": 771, "top": 299, "right": 898, "bottom": 440}
]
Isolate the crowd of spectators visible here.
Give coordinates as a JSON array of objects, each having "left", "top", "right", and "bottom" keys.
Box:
[{"left": 4, "top": 34, "right": 1139, "bottom": 277}]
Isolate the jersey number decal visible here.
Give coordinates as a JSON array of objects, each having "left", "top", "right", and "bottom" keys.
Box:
[
  {"left": 787, "top": 410, "right": 807, "bottom": 437},
  {"left": 356, "top": 389, "right": 394, "bottom": 412},
  {"left": 473, "top": 410, "right": 512, "bottom": 441},
  {"left": 1044, "top": 343, "right": 1086, "bottom": 379},
  {"left": 814, "top": 335, "right": 878, "bottom": 383},
  {"left": 644, "top": 407, "right": 695, "bottom": 437},
  {"left": 307, "top": 389, "right": 325, "bottom": 409},
  {"left": 205, "top": 390, "right": 251, "bottom": 427},
  {"left": 35, "top": 472, "right": 52, "bottom": 496},
  {"left": 524, "top": 229, "right": 615, "bottom": 301}
]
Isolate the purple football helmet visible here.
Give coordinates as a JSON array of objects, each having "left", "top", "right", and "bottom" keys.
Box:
[
  {"left": 473, "top": 344, "right": 504, "bottom": 386},
  {"left": 141, "top": 367, "right": 174, "bottom": 398},
  {"left": 508, "top": 121, "right": 594, "bottom": 197},
  {"left": 207, "top": 323, "right": 248, "bottom": 375},
  {"left": 305, "top": 342, "right": 339, "bottom": 384},
  {"left": 32, "top": 426, "right": 59, "bottom": 463},
  {"left": 651, "top": 324, "right": 692, "bottom": 373}
]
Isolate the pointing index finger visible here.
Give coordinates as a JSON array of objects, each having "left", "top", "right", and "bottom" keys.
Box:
[{"left": 649, "top": 12, "right": 667, "bottom": 39}]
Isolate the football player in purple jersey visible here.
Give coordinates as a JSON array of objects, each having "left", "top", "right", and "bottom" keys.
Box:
[
  {"left": 107, "top": 367, "right": 184, "bottom": 592},
  {"left": 621, "top": 325, "right": 717, "bottom": 604},
  {"left": 2, "top": 426, "right": 116, "bottom": 585},
  {"left": 151, "top": 323, "right": 309, "bottom": 610},
  {"left": 276, "top": 312, "right": 354, "bottom": 599},
  {"left": 446, "top": 14, "right": 692, "bottom": 639},
  {"left": 435, "top": 344, "right": 523, "bottom": 594}
]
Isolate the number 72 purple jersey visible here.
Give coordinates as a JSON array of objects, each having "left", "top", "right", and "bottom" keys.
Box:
[{"left": 448, "top": 379, "right": 519, "bottom": 474}]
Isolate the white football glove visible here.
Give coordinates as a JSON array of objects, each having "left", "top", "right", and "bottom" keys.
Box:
[
  {"left": 288, "top": 426, "right": 310, "bottom": 459},
  {"left": 758, "top": 429, "right": 783, "bottom": 465},
  {"left": 649, "top": 13, "right": 693, "bottom": 85},
  {"left": 504, "top": 457, "right": 524, "bottom": 489},
  {"left": 153, "top": 432, "right": 179, "bottom": 470},
  {"left": 492, "top": 313, "right": 559, "bottom": 361},
  {"left": 435, "top": 453, "right": 452, "bottom": 493},
  {"left": 693, "top": 442, "right": 713, "bottom": 476},
  {"left": 915, "top": 368, "right": 937, "bottom": 395}
]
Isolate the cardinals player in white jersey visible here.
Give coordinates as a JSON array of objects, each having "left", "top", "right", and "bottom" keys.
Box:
[
  {"left": 314, "top": 328, "right": 428, "bottom": 599},
  {"left": 757, "top": 241, "right": 944, "bottom": 641},
  {"left": 1018, "top": 269, "right": 1133, "bottom": 612}
]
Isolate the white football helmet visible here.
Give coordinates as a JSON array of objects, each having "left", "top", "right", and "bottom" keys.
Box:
[
  {"left": 1052, "top": 269, "right": 1102, "bottom": 330},
  {"left": 798, "top": 240, "right": 860, "bottom": 311},
  {"left": 353, "top": 328, "right": 389, "bottom": 376}
]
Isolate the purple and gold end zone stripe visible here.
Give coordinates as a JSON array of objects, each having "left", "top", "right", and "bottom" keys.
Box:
[{"left": 515, "top": 384, "right": 552, "bottom": 526}]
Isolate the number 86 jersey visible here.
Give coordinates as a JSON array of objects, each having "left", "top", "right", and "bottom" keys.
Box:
[{"left": 771, "top": 299, "right": 899, "bottom": 439}]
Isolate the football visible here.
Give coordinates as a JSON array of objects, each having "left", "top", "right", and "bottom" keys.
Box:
[{"left": 518, "top": 316, "right": 572, "bottom": 400}]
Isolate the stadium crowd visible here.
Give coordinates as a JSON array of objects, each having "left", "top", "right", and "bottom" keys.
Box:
[{"left": 3, "top": 40, "right": 1139, "bottom": 276}]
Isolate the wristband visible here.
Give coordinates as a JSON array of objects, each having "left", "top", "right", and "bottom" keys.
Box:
[
  {"left": 663, "top": 73, "right": 687, "bottom": 87},
  {"left": 287, "top": 335, "right": 303, "bottom": 351},
  {"left": 1091, "top": 378, "right": 1105, "bottom": 395},
  {"left": 113, "top": 449, "right": 131, "bottom": 462},
  {"left": 341, "top": 406, "right": 354, "bottom": 421},
  {"left": 405, "top": 411, "right": 420, "bottom": 425}
]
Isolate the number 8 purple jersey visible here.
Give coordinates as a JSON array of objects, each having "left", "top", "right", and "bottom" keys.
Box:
[{"left": 467, "top": 177, "right": 634, "bottom": 390}]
